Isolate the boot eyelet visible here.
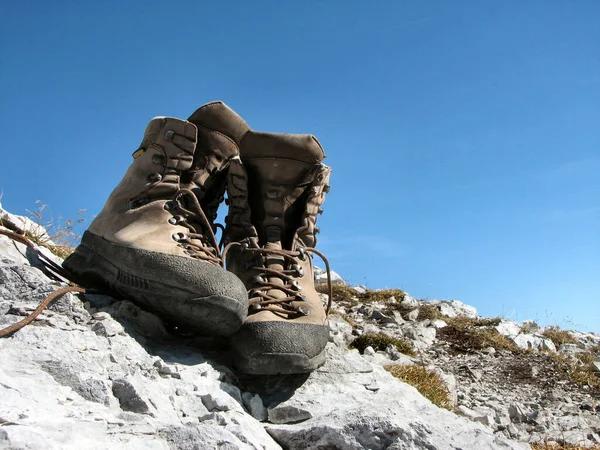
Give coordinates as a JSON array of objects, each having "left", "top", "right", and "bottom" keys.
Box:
[
  {"left": 297, "top": 306, "right": 309, "bottom": 316},
  {"left": 172, "top": 232, "right": 186, "bottom": 242},
  {"left": 152, "top": 154, "right": 165, "bottom": 165},
  {"left": 164, "top": 201, "right": 174, "bottom": 211},
  {"left": 297, "top": 248, "right": 306, "bottom": 261},
  {"left": 318, "top": 207, "right": 324, "bottom": 215},
  {"left": 165, "top": 130, "right": 175, "bottom": 141},
  {"left": 291, "top": 263, "right": 304, "bottom": 277},
  {"left": 314, "top": 226, "right": 320, "bottom": 235},
  {"left": 147, "top": 173, "right": 162, "bottom": 183},
  {"left": 250, "top": 275, "right": 265, "bottom": 286},
  {"left": 290, "top": 280, "right": 302, "bottom": 292},
  {"left": 168, "top": 216, "right": 182, "bottom": 225}
]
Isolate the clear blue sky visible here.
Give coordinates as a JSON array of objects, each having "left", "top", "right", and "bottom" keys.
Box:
[{"left": 1, "top": 1, "right": 598, "bottom": 332}]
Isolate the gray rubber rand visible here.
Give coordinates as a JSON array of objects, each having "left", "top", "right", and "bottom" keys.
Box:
[
  {"left": 63, "top": 231, "right": 248, "bottom": 337},
  {"left": 230, "top": 322, "right": 330, "bottom": 374}
]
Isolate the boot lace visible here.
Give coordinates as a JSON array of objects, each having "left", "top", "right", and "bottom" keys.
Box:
[
  {"left": 222, "top": 242, "right": 333, "bottom": 318},
  {"left": 168, "top": 189, "right": 222, "bottom": 266},
  {"left": 0, "top": 228, "right": 87, "bottom": 338}
]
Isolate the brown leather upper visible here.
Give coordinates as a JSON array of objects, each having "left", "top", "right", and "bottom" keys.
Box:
[{"left": 224, "top": 131, "right": 332, "bottom": 325}]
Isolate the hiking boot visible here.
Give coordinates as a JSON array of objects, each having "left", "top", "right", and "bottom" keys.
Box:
[
  {"left": 223, "top": 130, "right": 332, "bottom": 374},
  {"left": 63, "top": 102, "right": 250, "bottom": 336}
]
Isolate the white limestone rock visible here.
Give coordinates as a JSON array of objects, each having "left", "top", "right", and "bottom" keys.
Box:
[
  {"left": 314, "top": 266, "right": 345, "bottom": 284},
  {"left": 263, "top": 346, "right": 528, "bottom": 450},
  {"left": 495, "top": 320, "right": 522, "bottom": 338},
  {"left": 512, "top": 334, "right": 556, "bottom": 352},
  {"left": 400, "top": 294, "right": 419, "bottom": 308},
  {"left": 0, "top": 206, "right": 543, "bottom": 450},
  {"left": 438, "top": 300, "right": 478, "bottom": 318}
]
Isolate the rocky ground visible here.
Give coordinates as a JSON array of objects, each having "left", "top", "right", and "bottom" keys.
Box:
[
  {"left": 323, "top": 283, "right": 600, "bottom": 449},
  {"left": 0, "top": 204, "right": 598, "bottom": 449}
]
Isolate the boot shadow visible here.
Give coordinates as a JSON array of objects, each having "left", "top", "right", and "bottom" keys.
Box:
[
  {"left": 236, "top": 372, "right": 311, "bottom": 407},
  {"left": 83, "top": 292, "right": 230, "bottom": 368},
  {"left": 83, "top": 293, "right": 313, "bottom": 404}
]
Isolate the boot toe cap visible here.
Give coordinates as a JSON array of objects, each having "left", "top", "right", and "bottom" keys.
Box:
[{"left": 230, "top": 321, "right": 330, "bottom": 374}]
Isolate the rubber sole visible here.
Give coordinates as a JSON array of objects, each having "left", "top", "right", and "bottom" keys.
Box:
[
  {"left": 63, "top": 231, "right": 247, "bottom": 337},
  {"left": 233, "top": 348, "right": 327, "bottom": 375},
  {"left": 230, "top": 321, "right": 330, "bottom": 375}
]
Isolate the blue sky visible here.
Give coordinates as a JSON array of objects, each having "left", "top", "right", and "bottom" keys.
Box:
[{"left": 1, "top": 1, "right": 598, "bottom": 332}]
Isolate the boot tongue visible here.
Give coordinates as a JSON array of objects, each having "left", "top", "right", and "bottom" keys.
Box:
[
  {"left": 183, "top": 101, "right": 250, "bottom": 196},
  {"left": 264, "top": 238, "right": 286, "bottom": 295},
  {"left": 241, "top": 130, "right": 325, "bottom": 249}
]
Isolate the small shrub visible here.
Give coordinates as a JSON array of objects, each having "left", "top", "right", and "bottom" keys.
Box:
[
  {"left": 316, "top": 285, "right": 406, "bottom": 309},
  {"left": 531, "top": 441, "right": 600, "bottom": 450},
  {"left": 350, "top": 332, "right": 415, "bottom": 357},
  {"left": 359, "top": 289, "right": 405, "bottom": 304},
  {"left": 437, "top": 318, "right": 518, "bottom": 353},
  {"left": 385, "top": 364, "right": 452, "bottom": 410},
  {"left": 443, "top": 315, "right": 502, "bottom": 329},
  {"left": 546, "top": 352, "right": 600, "bottom": 395},
  {"left": 542, "top": 327, "right": 578, "bottom": 347},
  {"left": 415, "top": 304, "right": 443, "bottom": 321},
  {"left": 520, "top": 322, "right": 538, "bottom": 334},
  {"left": 316, "top": 283, "right": 360, "bottom": 305},
  {"left": 315, "top": 285, "right": 357, "bottom": 308}
]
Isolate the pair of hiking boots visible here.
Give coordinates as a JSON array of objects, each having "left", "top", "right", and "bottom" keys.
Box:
[{"left": 62, "top": 101, "right": 332, "bottom": 375}]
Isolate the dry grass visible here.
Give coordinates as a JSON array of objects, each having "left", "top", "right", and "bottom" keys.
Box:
[
  {"left": 316, "top": 283, "right": 359, "bottom": 304},
  {"left": 445, "top": 315, "right": 502, "bottom": 328},
  {"left": 413, "top": 304, "right": 442, "bottom": 321},
  {"left": 437, "top": 316, "right": 518, "bottom": 353},
  {"left": 0, "top": 199, "right": 86, "bottom": 259},
  {"left": 531, "top": 442, "right": 600, "bottom": 449},
  {"left": 521, "top": 322, "right": 539, "bottom": 334},
  {"left": 25, "top": 201, "right": 85, "bottom": 259},
  {"left": 330, "top": 312, "right": 358, "bottom": 328},
  {"left": 385, "top": 364, "right": 452, "bottom": 410},
  {"left": 542, "top": 326, "right": 579, "bottom": 347},
  {"left": 545, "top": 351, "right": 600, "bottom": 395},
  {"left": 360, "top": 289, "right": 405, "bottom": 304},
  {"left": 316, "top": 285, "right": 405, "bottom": 308},
  {"left": 350, "top": 332, "right": 415, "bottom": 357}
]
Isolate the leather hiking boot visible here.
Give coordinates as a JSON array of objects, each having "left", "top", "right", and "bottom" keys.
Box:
[
  {"left": 223, "top": 130, "right": 333, "bottom": 374},
  {"left": 63, "top": 102, "right": 251, "bottom": 336}
]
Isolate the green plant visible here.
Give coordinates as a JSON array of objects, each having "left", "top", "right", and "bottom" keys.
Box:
[
  {"left": 385, "top": 364, "right": 452, "bottom": 410},
  {"left": 350, "top": 332, "right": 415, "bottom": 356}
]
